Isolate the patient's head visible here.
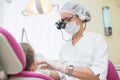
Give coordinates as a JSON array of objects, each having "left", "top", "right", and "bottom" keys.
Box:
[{"left": 20, "top": 42, "right": 37, "bottom": 71}]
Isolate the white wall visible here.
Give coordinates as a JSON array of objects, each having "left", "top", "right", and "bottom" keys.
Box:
[
  {"left": 0, "top": 0, "right": 7, "bottom": 27},
  {"left": 0, "top": 0, "right": 70, "bottom": 60}
]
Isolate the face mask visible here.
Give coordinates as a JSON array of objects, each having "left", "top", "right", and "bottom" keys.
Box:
[{"left": 65, "top": 21, "right": 80, "bottom": 35}]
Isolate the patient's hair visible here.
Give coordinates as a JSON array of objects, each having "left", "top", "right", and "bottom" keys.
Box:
[{"left": 20, "top": 42, "right": 35, "bottom": 71}]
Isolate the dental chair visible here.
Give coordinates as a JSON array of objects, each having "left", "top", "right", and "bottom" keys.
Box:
[
  {"left": 107, "top": 60, "right": 120, "bottom": 80},
  {"left": 0, "top": 27, "right": 53, "bottom": 80}
]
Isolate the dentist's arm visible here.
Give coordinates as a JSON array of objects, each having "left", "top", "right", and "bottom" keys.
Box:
[
  {"left": 64, "top": 66, "right": 100, "bottom": 80},
  {"left": 49, "top": 71, "right": 60, "bottom": 80},
  {"left": 38, "top": 60, "right": 99, "bottom": 80}
]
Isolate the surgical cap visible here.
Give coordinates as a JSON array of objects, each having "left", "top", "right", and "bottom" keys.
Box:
[{"left": 60, "top": 2, "right": 91, "bottom": 23}]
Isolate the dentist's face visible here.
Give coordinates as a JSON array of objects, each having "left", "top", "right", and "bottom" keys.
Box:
[{"left": 60, "top": 12, "right": 82, "bottom": 25}]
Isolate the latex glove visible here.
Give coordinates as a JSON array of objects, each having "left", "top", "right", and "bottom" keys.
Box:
[{"left": 38, "top": 59, "right": 66, "bottom": 73}]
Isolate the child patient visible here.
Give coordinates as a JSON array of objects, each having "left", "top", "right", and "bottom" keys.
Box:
[
  {"left": 20, "top": 42, "right": 37, "bottom": 71},
  {"left": 20, "top": 42, "right": 51, "bottom": 77}
]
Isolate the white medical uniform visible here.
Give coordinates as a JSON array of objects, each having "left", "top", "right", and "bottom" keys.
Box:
[{"left": 58, "top": 30, "right": 108, "bottom": 80}]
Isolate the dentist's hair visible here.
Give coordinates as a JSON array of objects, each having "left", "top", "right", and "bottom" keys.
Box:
[{"left": 60, "top": 2, "right": 91, "bottom": 23}]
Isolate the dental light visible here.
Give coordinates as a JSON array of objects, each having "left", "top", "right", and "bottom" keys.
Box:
[{"left": 22, "top": 0, "right": 57, "bottom": 16}]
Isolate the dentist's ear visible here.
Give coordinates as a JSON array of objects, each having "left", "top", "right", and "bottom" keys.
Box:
[{"left": 76, "top": 16, "right": 83, "bottom": 26}]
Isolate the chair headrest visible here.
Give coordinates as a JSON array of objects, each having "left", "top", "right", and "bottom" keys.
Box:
[{"left": 0, "top": 27, "right": 26, "bottom": 75}]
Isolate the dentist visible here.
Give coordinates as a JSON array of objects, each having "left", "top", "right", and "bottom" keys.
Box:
[{"left": 38, "top": 2, "right": 108, "bottom": 80}]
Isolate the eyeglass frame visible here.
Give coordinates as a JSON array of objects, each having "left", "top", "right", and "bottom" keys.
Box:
[{"left": 61, "top": 15, "right": 78, "bottom": 23}]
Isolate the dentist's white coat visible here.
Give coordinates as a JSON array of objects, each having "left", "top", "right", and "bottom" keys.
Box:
[{"left": 58, "top": 30, "right": 108, "bottom": 80}]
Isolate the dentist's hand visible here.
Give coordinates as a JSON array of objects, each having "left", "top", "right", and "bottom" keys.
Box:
[{"left": 38, "top": 59, "right": 66, "bottom": 73}]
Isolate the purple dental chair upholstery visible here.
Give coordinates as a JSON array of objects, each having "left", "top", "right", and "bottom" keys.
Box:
[
  {"left": 0, "top": 27, "right": 53, "bottom": 80},
  {"left": 107, "top": 60, "right": 120, "bottom": 80}
]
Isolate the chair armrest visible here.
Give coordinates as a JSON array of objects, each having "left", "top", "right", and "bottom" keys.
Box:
[{"left": 10, "top": 71, "right": 53, "bottom": 80}]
